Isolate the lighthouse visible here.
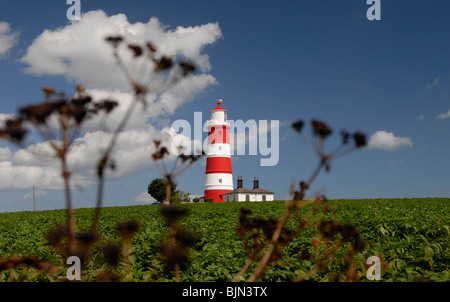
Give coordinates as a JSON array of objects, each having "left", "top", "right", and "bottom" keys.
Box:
[{"left": 204, "top": 99, "right": 233, "bottom": 202}]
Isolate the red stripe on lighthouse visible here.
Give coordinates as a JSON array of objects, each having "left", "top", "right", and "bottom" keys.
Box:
[
  {"left": 207, "top": 125, "right": 230, "bottom": 144},
  {"left": 204, "top": 189, "right": 230, "bottom": 203},
  {"left": 206, "top": 157, "right": 232, "bottom": 174}
]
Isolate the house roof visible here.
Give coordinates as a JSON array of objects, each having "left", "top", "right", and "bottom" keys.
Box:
[
  {"left": 251, "top": 188, "right": 274, "bottom": 194},
  {"left": 224, "top": 187, "right": 274, "bottom": 195}
]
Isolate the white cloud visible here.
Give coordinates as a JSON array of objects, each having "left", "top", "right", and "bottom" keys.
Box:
[
  {"left": 416, "top": 114, "right": 424, "bottom": 121},
  {"left": 426, "top": 77, "right": 440, "bottom": 89},
  {"left": 436, "top": 110, "right": 450, "bottom": 119},
  {"left": 0, "top": 113, "right": 15, "bottom": 125},
  {"left": 368, "top": 130, "right": 413, "bottom": 151},
  {"left": 20, "top": 10, "right": 222, "bottom": 91},
  {"left": 0, "top": 22, "right": 19, "bottom": 58},
  {"left": 0, "top": 123, "right": 185, "bottom": 191},
  {"left": 0, "top": 146, "right": 12, "bottom": 161},
  {"left": 0, "top": 161, "right": 65, "bottom": 190},
  {"left": 389, "top": 159, "right": 404, "bottom": 167},
  {"left": 17, "top": 190, "right": 47, "bottom": 201},
  {"left": 1, "top": 10, "right": 221, "bottom": 194},
  {"left": 133, "top": 191, "right": 156, "bottom": 203},
  {"left": 189, "top": 194, "right": 203, "bottom": 202}
]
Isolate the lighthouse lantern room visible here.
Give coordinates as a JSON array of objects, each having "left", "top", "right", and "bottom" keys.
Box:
[{"left": 204, "top": 99, "right": 233, "bottom": 202}]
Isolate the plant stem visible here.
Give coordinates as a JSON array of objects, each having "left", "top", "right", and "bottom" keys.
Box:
[
  {"left": 246, "top": 199, "right": 318, "bottom": 282},
  {"left": 92, "top": 98, "right": 138, "bottom": 232},
  {"left": 60, "top": 118, "right": 75, "bottom": 255},
  {"left": 232, "top": 258, "right": 254, "bottom": 282}
]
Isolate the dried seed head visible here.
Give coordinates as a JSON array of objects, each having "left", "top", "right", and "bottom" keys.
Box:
[
  {"left": 19, "top": 96, "right": 70, "bottom": 126},
  {"left": 96, "top": 99, "right": 118, "bottom": 113},
  {"left": 70, "top": 96, "right": 91, "bottom": 107},
  {"left": 339, "top": 223, "right": 358, "bottom": 242},
  {"left": 154, "top": 56, "right": 173, "bottom": 71},
  {"left": 160, "top": 205, "right": 187, "bottom": 224},
  {"left": 299, "top": 249, "right": 311, "bottom": 260},
  {"left": 240, "top": 207, "right": 253, "bottom": 216},
  {"left": 0, "top": 117, "right": 27, "bottom": 143},
  {"left": 67, "top": 105, "right": 88, "bottom": 124},
  {"left": 75, "top": 230, "right": 96, "bottom": 246},
  {"left": 262, "top": 217, "right": 278, "bottom": 239},
  {"left": 299, "top": 181, "right": 309, "bottom": 192},
  {"left": 105, "top": 35, "right": 123, "bottom": 48},
  {"left": 152, "top": 146, "right": 169, "bottom": 161},
  {"left": 46, "top": 225, "right": 65, "bottom": 247},
  {"left": 128, "top": 44, "right": 143, "bottom": 57},
  {"left": 160, "top": 244, "right": 188, "bottom": 266},
  {"left": 319, "top": 220, "right": 341, "bottom": 239},
  {"left": 292, "top": 119, "right": 304, "bottom": 133},
  {"left": 76, "top": 85, "right": 85, "bottom": 93},
  {"left": 102, "top": 244, "right": 121, "bottom": 266},
  {"left": 179, "top": 153, "right": 189, "bottom": 163},
  {"left": 279, "top": 228, "right": 296, "bottom": 246},
  {"left": 250, "top": 217, "right": 267, "bottom": 229},
  {"left": 175, "top": 230, "right": 197, "bottom": 247},
  {"left": 341, "top": 130, "right": 350, "bottom": 145},
  {"left": 179, "top": 61, "right": 196, "bottom": 75},
  {"left": 42, "top": 86, "right": 56, "bottom": 98},
  {"left": 353, "top": 237, "right": 366, "bottom": 251},
  {"left": 353, "top": 132, "right": 367, "bottom": 148},
  {"left": 117, "top": 220, "right": 140, "bottom": 238},
  {"left": 311, "top": 119, "right": 332, "bottom": 139}
]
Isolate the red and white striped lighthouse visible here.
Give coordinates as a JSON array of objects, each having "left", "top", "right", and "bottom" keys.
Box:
[{"left": 204, "top": 99, "right": 233, "bottom": 202}]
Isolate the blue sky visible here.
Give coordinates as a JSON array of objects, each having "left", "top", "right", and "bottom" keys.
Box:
[{"left": 0, "top": 0, "right": 449, "bottom": 212}]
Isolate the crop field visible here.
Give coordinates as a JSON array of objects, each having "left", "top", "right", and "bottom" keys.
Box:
[{"left": 0, "top": 198, "right": 449, "bottom": 282}]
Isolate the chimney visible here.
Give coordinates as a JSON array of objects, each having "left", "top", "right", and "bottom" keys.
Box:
[
  {"left": 253, "top": 177, "right": 259, "bottom": 190},
  {"left": 237, "top": 176, "right": 243, "bottom": 189}
]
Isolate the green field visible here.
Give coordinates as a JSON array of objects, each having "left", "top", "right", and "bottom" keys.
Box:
[{"left": 0, "top": 198, "right": 449, "bottom": 281}]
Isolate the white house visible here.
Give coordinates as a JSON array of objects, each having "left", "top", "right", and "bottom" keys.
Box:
[{"left": 224, "top": 177, "right": 274, "bottom": 202}]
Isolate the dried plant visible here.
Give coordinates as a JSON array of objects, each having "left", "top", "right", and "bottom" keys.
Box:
[
  {"left": 92, "top": 35, "right": 197, "bottom": 231},
  {"left": 0, "top": 35, "right": 197, "bottom": 281},
  {"left": 0, "top": 256, "right": 58, "bottom": 281},
  {"left": 151, "top": 140, "right": 205, "bottom": 203},
  {"left": 159, "top": 205, "right": 198, "bottom": 281},
  {"left": 233, "top": 119, "right": 367, "bottom": 282},
  {"left": 1, "top": 86, "right": 118, "bottom": 258},
  {"left": 150, "top": 140, "right": 204, "bottom": 281}
]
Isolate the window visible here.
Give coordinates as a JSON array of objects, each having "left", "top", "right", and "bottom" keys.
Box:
[
  {"left": 218, "top": 146, "right": 222, "bottom": 151},
  {"left": 262, "top": 195, "right": 266, "bottom": 201},
  {"left": 246, "top": 195, "right": 250, "bottom": 201},
  {"left": 219, "top": 178, "right": 222, "bottom": 183},
  {"left": 219, "top": 195, "right": 223, "bottom": 201}
]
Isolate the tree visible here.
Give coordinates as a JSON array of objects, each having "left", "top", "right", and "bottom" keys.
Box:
[{"left": 147, "top": 178, "right": 178, "bottom": 203}]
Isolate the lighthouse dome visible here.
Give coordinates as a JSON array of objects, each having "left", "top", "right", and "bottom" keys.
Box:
[{"left": 210, "top": 100, "right": 227, "bottom": 123}]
